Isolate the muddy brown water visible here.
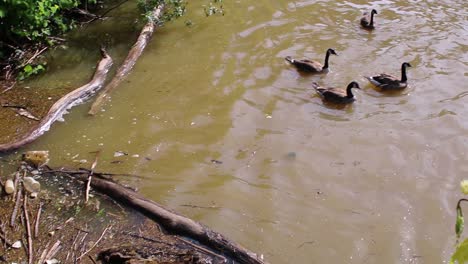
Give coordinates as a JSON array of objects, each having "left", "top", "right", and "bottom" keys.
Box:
[{"left": 1, "top": 0, "right": 468, "bottom": 263}]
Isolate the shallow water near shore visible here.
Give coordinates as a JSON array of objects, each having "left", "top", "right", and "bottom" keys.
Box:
[{"left": 2, "top": 0, "right": 468, "bottom": 263}]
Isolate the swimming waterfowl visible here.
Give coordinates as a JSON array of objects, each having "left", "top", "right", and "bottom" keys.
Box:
[
  {"left": 360, "top": 9, "right": 378, "bottom": 29},
  {"left": 313, "top": 81, "right": 361, "bottom": 104},
  {"left": 365, "top": 62, "right": 412, "bottom": 90},
  {"left": 285, "top": 48, "right": 338, "bottom": 73}
]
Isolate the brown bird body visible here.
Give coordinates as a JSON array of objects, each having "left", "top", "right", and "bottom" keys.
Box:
[
  {"left": 365, "top": 62, "right": 412, "bottom": 90},
  {"left": 285, "top": 48, "right": 338, "bottom": 73},
  {"left": 360, "top": 9, "right": 378, "bottom": 29},
  {"left": 313, "top": 81, "right": 361, "bottom": 104}
]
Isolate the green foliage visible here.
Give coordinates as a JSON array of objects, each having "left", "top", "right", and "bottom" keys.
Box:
[
  {"left": 17, "top": 64, "right": 46, "bottom": 80},
  {"left": 452, "top": 186, "right": 468, "bottom": 263},
  {"left": 137, "top": 0, "right": 187, "bottom": 23},
  {"left": 457, "top": 205, "right": 465, "bottom": 239},
  {"left": 0, "top": 0, "right": 80, "bottom": 43},
  {"left": 96, "top": 208, "right": 105, "bottom": 217},
  {"left": 451, "top": 239, "right": 468, "bottom": 264},
  {"left": 137, "top": 0, "right": 223, "bottom": 24}
]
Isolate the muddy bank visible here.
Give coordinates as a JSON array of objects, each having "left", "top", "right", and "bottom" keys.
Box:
[{"left": 0, "top": 163, "right": 236, "bottom": 263}]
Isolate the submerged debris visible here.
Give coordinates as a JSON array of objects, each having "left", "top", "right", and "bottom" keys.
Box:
[{"left": 22, "top": 150, "right": 49, "bottom": 168}]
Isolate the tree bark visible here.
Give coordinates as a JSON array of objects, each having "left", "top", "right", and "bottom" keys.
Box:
[
  {"left": 87, "top": 4, "right": 164, "bottom": 116},
  {"left": 0, "top": 49, "right": 113, "bottom": 153},
  {"left": 75, "top": 174, "right": 266, "bottom": 264}
]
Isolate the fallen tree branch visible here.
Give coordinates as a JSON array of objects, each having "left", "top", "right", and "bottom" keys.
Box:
[
  {"left": 43, "top": 168, "right": 148, "bottom": 179},
  {"left": 23, "top": 195, "right": 33, "bottom": 264},
  {"left": 88, "top": 4, "right": 164, "bottom": 115},
  {"left": 0, "top": 49, "right": 113, "bottom": 152},
  {"left": 73, "top": 174, "right": 265, "bottom": 264}
]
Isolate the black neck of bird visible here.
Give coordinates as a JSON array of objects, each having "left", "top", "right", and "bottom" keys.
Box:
[
  {"left": 323, "top": 52, "right": 331, "bottom": 69},
  {"left": 401, "top": 64, "right": 408, "bottom": 82},
  {"left": 370, "top": 12, "right": 375, "bottom": 26},
  {"left": 346, "top": 84, "right": 355, "bottom": 98}
]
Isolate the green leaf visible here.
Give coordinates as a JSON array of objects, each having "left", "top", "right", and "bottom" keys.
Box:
[
  {"left": 23, "top": 64, "right": 33, "bottom": 73},
  {"left": 0, "top": 8, "right": 6, "bottom": 18},
  {"left": 457, "top": 206, "right": 465, "bottom": 238},
  {"left": 451, "top": 239, "right": 468, "bottom": 264}
]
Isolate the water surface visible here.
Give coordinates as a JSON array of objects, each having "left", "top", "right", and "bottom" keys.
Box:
[{"left": 3, "top": 0, "right": 468, "bottom": 263}]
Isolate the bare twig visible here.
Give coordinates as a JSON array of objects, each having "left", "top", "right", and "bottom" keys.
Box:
[
  {"left": 10, "top": 186, "right": 22, "bottom": 227},
  {"left": 34, "top": 202, "right": 43, "bottom": 238},
  {"left": 0, "top": 220, "right": 12, "bottom": 247},
  {"left": 88, "top": 255, "right": 98, "bottom": 264},
  {"left": 76, "top": 225, "right": 111, "bottom": 260},
  {"left": 75, "top": 231, "right": 88, "bottom": 262},
  {"left": 46, "top": 36, "right": 66, "bottom": 42},
  {"left": 66, "top": 230, "right": 81, "bottom": 262},
  {"left": 23, "top": 47, "right": 48, "bottom": 66},
  {"left": 44, "top": 240, "right": 61, "bottom": 261},
  {"left": 12, "top": 171, "right": 20, "bottom": 201},
  {"left": 53, "top": 217, "right": 74, "bottom": 231},
  {"left": 23, "top": 195, "right": 33, "bottom": 264},
  {"left": 0, "top": 232, "right": 13, "bottom": 248},
  {"left": 37, "top": 241, "right": 50, "bottom": 264},
  {"left": 86, "top": 151, "right": 100, "bottom": 203},
  {"left": 1, "top": 81, "right": 17, "bottom": 94}
]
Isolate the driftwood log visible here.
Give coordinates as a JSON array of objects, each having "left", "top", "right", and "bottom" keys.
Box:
[
  {"left": 74, "top": 174, "right": 266, "bottom": 264},
  {"left": 88, "top": 4, "right": 164, "bottom": 115},
  {"left": 0, "top": 49, "right": 113, "bottom": 153}
]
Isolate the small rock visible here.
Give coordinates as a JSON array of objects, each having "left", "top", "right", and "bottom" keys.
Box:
[
  {"left": 30, "top": 192, "right": 38, "bottom": 199},
  {"left": 4, "top": 179, "right": 15, "bottom": 194},
  {"left": 46, "top": 259, "right": 59, "bottom": 264},
  {"left": 23, "top": 177, "right": 41, "bottom": 193},
  {"left": 11, "top": 241, "right": 22, "bottom": 249},
  {"left": 131, "top": 154, "right": 140, "bottom": 158}
]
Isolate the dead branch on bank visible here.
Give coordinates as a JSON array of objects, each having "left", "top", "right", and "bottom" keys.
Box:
[
  {"left": 34, "top": 202, "right": 43, "bottom": 238},
  {"left": 10, "top": 186, "right": 22, "bottom": 227},
  {"left": 77, "top": 225, "right": 111, "bottom": 261},
  {"left": 86, "top": 151, "right": 100, "bottom": 203},
  {"left": 73, "top": 174, "right": 266, "bottom": 264},
  {"left": 0, "top": 49, "right": 113, "bottom": 153},
  {"left": 23, "top": 195, "right": 33, "bottom": 264},
  {"left": 88, "top": 4, "right": 164, "bottom": 115}
]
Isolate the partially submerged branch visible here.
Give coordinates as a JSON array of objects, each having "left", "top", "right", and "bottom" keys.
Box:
[
  {"left": 0, "top": 49, "right": 113, "bottom": 153},
  {"left": 73, "top": 174, "right": 266, "bottom": 264},
  {"left": 88, "top": 4, "right": 164, "bottom": 115}
]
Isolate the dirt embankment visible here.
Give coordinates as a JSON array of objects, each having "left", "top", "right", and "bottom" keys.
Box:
[{"left": 0, "top": 165, "right": 224, "bottom": 263}]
